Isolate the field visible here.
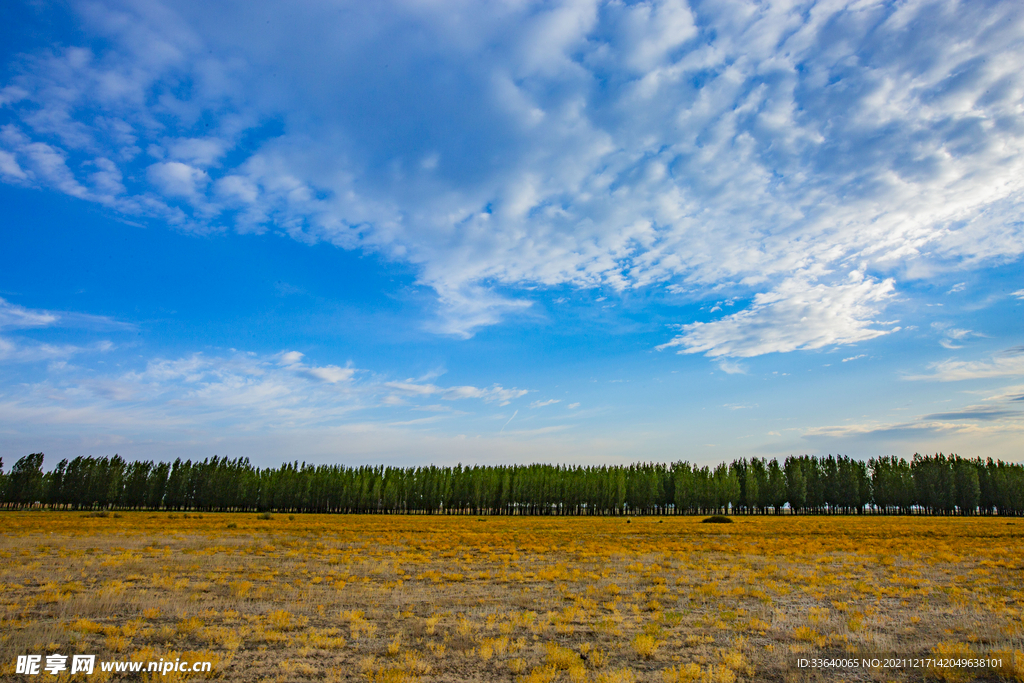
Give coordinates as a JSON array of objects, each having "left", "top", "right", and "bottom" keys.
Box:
[{"left": 2, "top": 513, "right": 1023, "bottom": 682}]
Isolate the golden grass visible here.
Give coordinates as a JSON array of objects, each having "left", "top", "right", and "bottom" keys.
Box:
[{"left": 0, "top": 513, "right": 1022, "bottom": 681}]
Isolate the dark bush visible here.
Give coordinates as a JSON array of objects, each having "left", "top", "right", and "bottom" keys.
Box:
[{"left": 701, "top": 515, "right": 733, "bottom": 523}]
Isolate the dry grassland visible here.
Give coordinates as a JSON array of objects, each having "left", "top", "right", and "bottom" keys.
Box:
[{"left": 2, "top": 513, "right": 1023, "bottom": 682}]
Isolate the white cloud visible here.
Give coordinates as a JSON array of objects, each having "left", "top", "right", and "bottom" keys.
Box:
[
  {"left": 798, "top": 398, "right": 1024, "bottom": 451},
  {"left": 945, "top": 328, "right": 974, "bottom": 340},
  {"left": 279, "top": 350, "right": 304, "bottom": 366},
  {"left": 384, "top": 381, "right": 441, "bottom": 397},
  {"left": 906, "top": 349, "right": 1024, "bottom": 382},
  {"left": 306, "top": 365, "right": 355, "bottom": 384},
  {"left": 147, "top": 161, "right": 209, "bottom": 198},
  {"left": 932, "top": 322, "right": 981, "bottom": 349},
  {"left": 0, "top": 297, "right": 58, "bottom": 330},
  {"left": 0, "top": 337, "right": 105, "bottom": 363},
  {"left": 87, "top": 157, "right": 125, "bottom": 196},
  {"left": 0, "top": 126, "right": 90, "bottom": 198},
  {"left": 215, "top": 174, "right": 260, "bottom": 205},
  {"left": 0, "top": 150, "right": 28, "bottom": 180},
  {"left": 979, "top": 384, "right": 1024, "bottom": 403},
  {"left": 273, "top": 351, "right": 357, "bottom": 384},
  {"left": 167, "top": 137, "right": 228, "bottom": 167},
  {"left": 425, "top": 285, "right": 534, "bottom": 339},
  {"left": 716, "top": 359, "right": 747, "bottom": 374},
  {"left": 386, "top": 380, "right": 529, "bottom": 405},
  {"left": 2, "top": 0, "right": 1024, "bottom": 344},
  {"left": 0, "top": 299, "right": 131, "bottom": 363},
  {"left": 530, "top": 399, "right": 560, "bottom": 408},
  {"left": 841, "top": 354, "right": 865, "bottom": 363},
  {"left": 658, "top": 271, "right": 898, "bottom": 358},
  {"left": 0, "top": 348, "right": 533, "bottom": 440}
]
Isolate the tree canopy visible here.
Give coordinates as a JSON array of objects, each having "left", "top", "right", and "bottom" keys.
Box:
[{"left": 1, "top": 452, "right": 1022, "bottom": 515}]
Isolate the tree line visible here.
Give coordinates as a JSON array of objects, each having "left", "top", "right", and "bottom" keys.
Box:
[{"left": 1, "top": 452, "right": 1022, "bottom": 515}]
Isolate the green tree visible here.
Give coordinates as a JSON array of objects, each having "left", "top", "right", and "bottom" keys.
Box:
[
  {"left": 718, "top": 463, "right": 741, "bottom": 514},
  {"left": 44, "top": 458, "right": 68, "bottom": 509},
  {"left": 784, "top": 457, "right": 806, "bottom": 513},
  {"left": 673, "top": 462, "right": 695, "bottom": 513},
  {"left": 954, "top": 457, "right": 980, "bottom": 515},
  {"left": 8, "top": 453, "right": 45, "bottom": 507},
  {"left": 745, "top": 459, "right": 765, "bottom": 514},
  {"left": 767, "top": 459, "right": 786, "bottom": 513}
]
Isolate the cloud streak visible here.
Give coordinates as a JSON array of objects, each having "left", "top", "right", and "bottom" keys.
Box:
[
  {"left": 0, "top": 298, "right": 129, "bottom": 363},
  {"left": 906, "top": 350, "right": 1024, "bottom": 382},
  {"left": 658, "top": 271, "right": 898, "bottom": 357},
  {"left": 0, "top": 348, "right": 533, "bottom": 442},
  {"left": 0, "top": 297, "right": 58, "bottom": 330}
]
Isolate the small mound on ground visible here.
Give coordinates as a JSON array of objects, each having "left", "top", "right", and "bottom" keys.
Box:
[{"left": 701, "top": 515, "right": 733, "bottom": 523}]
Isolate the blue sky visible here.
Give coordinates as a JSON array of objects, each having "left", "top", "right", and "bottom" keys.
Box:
[{"left": 1, "top": 0, "right": 1022, "bottom": 468}]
